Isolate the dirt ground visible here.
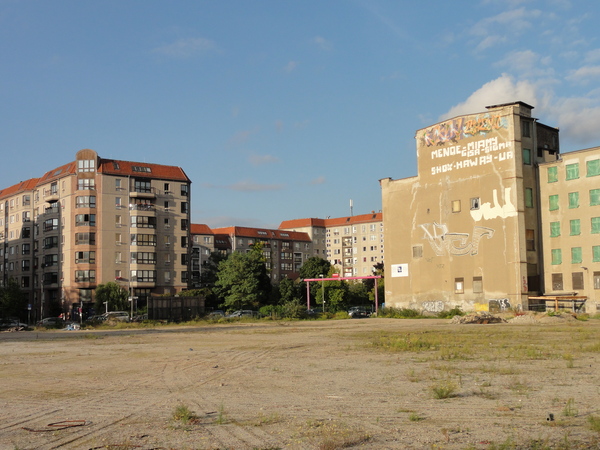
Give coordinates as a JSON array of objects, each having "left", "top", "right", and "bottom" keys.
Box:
[{"left": 1, "top": 316, "right": 600, "bottom": 449}]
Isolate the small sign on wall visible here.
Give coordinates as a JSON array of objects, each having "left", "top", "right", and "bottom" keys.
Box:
[{"left": 391, "top": 263, "right": 409, "bottom": 277}]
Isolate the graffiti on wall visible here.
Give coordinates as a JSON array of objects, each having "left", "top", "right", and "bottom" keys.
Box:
[
  {"left": 422, "top": 301, "right": 444, "bottom": 313},
  {"left": 418, "top": 113, "right": 509, "bottom": 148},
  {"left": 419, "top": 222, "right": 495, "bottom": 256},
  {"left": 488, "top": 298, "right": 511, "bottom": 312},
  {"left": 470, "top": 187, "right": 517, "bottom": 221},
  {"left": 429, "top": 136, "right": 513, "bottom": 176}
]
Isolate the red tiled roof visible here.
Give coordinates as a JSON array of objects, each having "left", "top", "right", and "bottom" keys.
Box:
[
  {"left": 98, "top": 158, "right": 191, "bottom": 182},
  {"left": 190, "top": 223, "right": 213, "bottom": 235},
  {"left": 279, "top": 213, "right": 382, "bottom": 230},
  {"left": 0, "top": 178, "right": 40, "bottom": 200},
  {"left": 36, "top": 162, "right": 77, "bottom": 185},
  {"left": 211, "top": 226, "right": 311, "bottom": 242}
]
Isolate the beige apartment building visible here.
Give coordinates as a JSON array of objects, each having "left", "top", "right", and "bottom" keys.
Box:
[
  {"left": 381, "top": 102, "right": 560, "bottom": 313},
  {"left": 279, "top": 212, "right": 384, "bottom": 278},
  {"left": 539, "top": 147, "right": 600, "bottom": 312},
  {"left": 0, "top": 149, "right": 191, "bottom": 321}
]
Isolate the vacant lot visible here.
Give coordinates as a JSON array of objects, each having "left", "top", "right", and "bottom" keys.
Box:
[{"left": 1, "top": 315, "right": 600, "bottom": 449}]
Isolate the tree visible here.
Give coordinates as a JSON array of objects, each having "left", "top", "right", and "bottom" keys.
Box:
[
  {"left": 200, "top": 251, "right": 228, "bottom": 309},
  {"left": 299, "top": 257, "right": 332, "bottom": 280},
  {"left": 278, "top": 277, "right": 300, "bottom": 304},
  {"left": 0, "top": 278, "right": 27, "bottom": 320},
  {"left": 94, "top": 282, "right": 129, "bottom": 313},
  {"left": 214, "top": 245, "right": 271, "bottom": 310}
]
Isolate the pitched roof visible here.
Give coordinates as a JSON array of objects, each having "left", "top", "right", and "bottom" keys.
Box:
[
  {"left": 98, "top": 158, "right": 191, "bottom": 182},
  {"left": 211, "top": 226, "right": 311, "bottom": 242},
  {"left": 190, "top": 223, "right": 213, "bottom": 235},
  {"left": 0, "top": 178, "right": 40, "bottom": 200},
  {"left": 279, "top": 213, "right": 382, "bottom": 230},
  {"left": 36, "top": 162, "right": 77, "bottom": 185}
]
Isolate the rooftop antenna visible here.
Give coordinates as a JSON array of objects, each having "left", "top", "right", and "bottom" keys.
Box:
[{"left": 350, "top": 199, "right": 354, "bottom": 216}]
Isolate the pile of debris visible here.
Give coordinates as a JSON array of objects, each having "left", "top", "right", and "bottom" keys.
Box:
[{"left": 450, "top": 312, "right": 507, "bottom": 324}]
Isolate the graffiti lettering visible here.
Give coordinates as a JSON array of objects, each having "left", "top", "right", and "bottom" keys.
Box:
[
  {"left": 419, "top": 113, "right": 508, "bottom": 148},
  {"left": 489, "top": 298, "right": 511, "bottom": 312},
  {"left": 419, "top": 222, "right": 495, "bottom": 256},
  {"left": 422, "top": 301, "right": 444, "bottom": 313}
]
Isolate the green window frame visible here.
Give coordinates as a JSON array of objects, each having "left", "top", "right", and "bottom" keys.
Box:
[
  {"left": 523, "top": 148, "right": 531, "bottom": 165},
  {"left": 566, "top": 163, "right": 579, "bottom": 180},
  {"left": 550, "top": 221, "right": 561, "bottom": 237},
  {"left": 593, "top": 246, "right": 600, "bottom": 262},
  {"left": 551, "top": 249, "right": 562, "bottom": 265},
  {"left": 548, "top": 166, "right": 558, "bottom": 183},
  {"left": 570, "top": 219, "right": 581, "bottom": 236},
  {"left": 525, "top": 188, "right": 533, "bottom": 208},
  {"left": 592, "top": 217, "right": 600, "bottom": 234},
  {"left": 587, "top": 159, "right": 600, "bottom": 177},
  {"left": 591, "top": 189, "right": 600, "bottom": 206},
  {"left": 549, "top": 194, "right": 559, "bottom": 211},
  {"left": 568, "top": 192, "right": 579, "bottom": 209},
  {"left": 571, "top": 247, "right": 582, "bottom": 264}
]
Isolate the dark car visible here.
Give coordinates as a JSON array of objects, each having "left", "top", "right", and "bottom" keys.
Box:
[{"left": 348, "top": 307, "right": 371, "bottom": 319}]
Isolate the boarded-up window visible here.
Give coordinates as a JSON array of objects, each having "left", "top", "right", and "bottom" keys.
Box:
[
  {"left": 526, "top": 229, "right": 535, "bottom": 251},
  {"left": 412, "top": 245, "right": 423, "bottom": 258},
  {"left": 572, "top": 272, "right": 584, "bottom": 290},
  {"left": 550, "top": 222, "right": 560, "bottom": 237},
  {"left": 452, "top": 200, "right": 461, "bottom": 213},
  {"left": 549, "top": 195, "right": 559, "bottom": 211},
  {"left": 473, "top": 276, "right": 483, "bottom": 293},
  {"left": 551, "top": 249, "right": 562, "bottom": 265},
  {"left": 548, "top": 167, "right": 558, "bottom": 183},
  {"left": 587, "top": 159, "right": 600, "bottom": 177},
  {"left": 454, "top": 278, "right": 464, "bottom": 294},
  {"left": 571, "top": 247, "right": 582, "bottom": 264},
  {"left": 552, "top": 273, "right": 563, "bottom": 291},
  {"left": 568, "top": 192, "right": 579, "bottom": 209}
]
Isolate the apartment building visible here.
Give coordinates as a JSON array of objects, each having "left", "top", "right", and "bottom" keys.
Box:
[
  {"left": 207, "top": 226, "right": 313, "bottom": 282},
  {"left": 279, "top": 212, "right": 384, "bottom": 278},
  {"left": 539, "top": 147, "right": 600, "bottom": 312},
  {"left": 189, "top": 223, "right": 215, "bottom": 288},
  {"left": 381, "top": 102, "right": 560, "bottom": 313},
  {"left": 0, "top": 149, "right": 191, "bottom": 321}
]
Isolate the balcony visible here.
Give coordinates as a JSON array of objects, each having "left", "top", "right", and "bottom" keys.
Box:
[
  {"left": 44, "top": 190, "right": 59, "bottom": 203},
  {"left": 129, "top": 187, "right": 157, "bottom": 199}
]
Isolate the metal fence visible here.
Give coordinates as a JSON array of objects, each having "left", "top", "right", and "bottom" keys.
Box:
[{"left": 147, "top": 296, "right": 205, "bottom": 322}]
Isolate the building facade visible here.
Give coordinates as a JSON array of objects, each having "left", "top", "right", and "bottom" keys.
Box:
[
  {"left": 279, "top": 212, "right": 384, "bottom": 278},
  {"left": 539, "top": 147, "right": 600, "bottom": 312},
  {"left": 0, "top": 149, "right": 192, "bottom": 321},
  {"left": 381, "top": 102, "right": 560, "bottom": 313}
]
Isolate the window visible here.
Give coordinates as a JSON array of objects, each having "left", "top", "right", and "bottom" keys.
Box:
[
  {"left": 22, "top": 243, "right": 30, "bottom": 255},
  {"left": 131, "top": 270, "right": 156, "bottom": 282},
  {"left": 77, "top": 179, "right": 95, "bottom": 190},
  {"left": 572, "top": 272, "right": 584, "bottom": 290},
  {"left": 22, "top": 194, "right": 30, "bottom": 206},
  {"left": 115, "top": 197, "right": 122, "bottom": 208},
  {"left": 593, "top": 246, "right": 600, "bottom": 263},
  {"left": 43, "top": 218, "right": 58, "bottom": 232},
  {"left": 181, "top": 254, "right": 189, "bottom": 265},
  {"left": 552, "top": 273, "right": 563, "bottom": 291},
  {"left": 75, "top": 196, "right": 96, "bottom": 208},
  {"left": 75, "top": 270, "right": 96, "bottom": 282},
  {"left": 592, "top": 217, "right": 600, "bottom": 234},
  {"left": 181, "top": 202, "right": 189, "bottom": 214},
  {"left": 21, "top": 260, "right": 30, "bottom": 271},
  {"left": 549, "top": 195, "right": 559, "bottom": 211},
  {"left": 473, "top": 276, "right": 483, "bottom": 293},
  {"left": 75, "top": 214, "right": 96, "bottom": 227},
  {"left": 22, "top": 211, "right": 31, "bottom": 222},
  {"left": 525, "top": 188, "right": 533, "bottom": 208},
  {"left": 568, "top": 192, "right": 579, "bottom": 209},
  {"left": 412, "top": 246, "right": 423, "bottom": 258},
  {"left": 566, "top": 163, "right": 579, "bottom": 180},
  {"left": 551, "top": 249, "right": 562, "bottom": 265},
  {"left": 75, "top": 232, "right": 96, "bottom": 245},
  {"left": 134, "top": 180, "right": 152, "bottom": 193},
  {"left": 164, "top": 271, "right": 171, "bottom": 283},
  {"left": 454, "top": 278, "right": 464, "bottom": 294},
  {"left": 132, "top": 166, "right": 151, "bottom": 173},
  {"left": 21, "top": 276, "right": 30, "bottom": 288},
  {"left": 75, "top": 251, "right": 96, "bottom": 264},
  {"left": 594, "top": 272, "right": 600, "bottom": 289},
  {"left": 548, "top": 166, "right": 558, "bottom": 183},
  {"left": 452, "top": 200, "right": 461, "bottom": 213},
  {"left": 131, "top": 252, "right": 157, "bottom": 264},
  {"left": 115, "top": 179, "right": 122, "bottom": 190},
  {"left": 130, "top": 234, "right": 157, "bottom": 246},
  {"left": 587, "top": 159, "right": 600, "bottom": 177},
  {"left": 522, "top": 120, "right": 531, "bottom": 137},
  {"left": 181, "top": 219, "right": 189, "bottom": 231},
  {"left": 570, "top": 219, "right": 581, "bottom": 236},
  {"left": 181, "top": 184, "right": 189, "bottom": 196},
  {"left": 43, "top": 236, "right": 58, "bottom": 249},
  {"left": 571, "top": 247, "right": 582, "bottom": 264},
  {"left": 131, "top": 216, "right": 156, "bottom": 228},
  {"left": 523, "top": 148, "right": 531, "bottom": 165},
  {"left": 164, "top": 183, "right": 170, "bottom": 193},
  {"left": 590, "top": 189, "right": 600, "bottom": 206},
  {"left": 470, "top": 198, "right": 480, "bottom": 210},
  {"left": 550, "top": 222, "right": 560, "bottom": 237},
  {"left": 22, "top": 227, "right": 31, "bottom": 239},
  {"left": 77, "top": 159, "right": 95, "bottom": 173},
  {"left": 526, "top": 229, "right": 535, "bottom": 251},
  {"left": 182, "top": 271, "right": 189, "bottom": 283}
]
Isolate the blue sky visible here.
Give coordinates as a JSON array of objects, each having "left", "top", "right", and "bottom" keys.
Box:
[{"left": 2, "top": 0, "right": 600, "bottom": 229}]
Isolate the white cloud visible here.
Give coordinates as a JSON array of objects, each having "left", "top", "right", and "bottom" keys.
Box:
[
  {"left": 441, "top": 74, "right": 539, "bottom": 120},
  {"left": 152, "top": 37, "right": 218, "bottom": 58},
  {"left": 248, "top": 154, "right": 280, "bottom": 166},
  {"left": 312, "top": 36, "right": 333, "bottom": 51},
  {"left": 584, "top": 49, "right": 600, "bottom": 63},
  {"left": 284, "top": 61, "right": 299, "bottom": 73},
  {"left": 226, "top": 128, "right": 259, "bottom": 148},
  {"left": 494, "top": 50, "right": 554, "bottom": 78},
  {"left": 310, "top": 176, "right": 326, "bottom": 185},
  {"left": 471, "top": 7, "right": 541, "bottom": 52},
  {"left": 566, "top": 65, "right": 600, "bottom": 84}
]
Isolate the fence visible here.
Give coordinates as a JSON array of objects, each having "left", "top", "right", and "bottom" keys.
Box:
[{"left": 147, "top": 296, "right": 205, "bottom": 322}]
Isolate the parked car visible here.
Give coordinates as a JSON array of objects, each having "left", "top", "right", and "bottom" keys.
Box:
[
  {"left": 36, "top": 317, "right": 64, "bottom": 327},
  {"left": 348, "top": 306, "right": 371, "bottom": 319},
  {"left": 226, "top": 310, "right": 256, "bottom": 318},
  {"left": 132, "top": 313, "right": 148, "bottom": 322},
  {"left": 0, "top": 319, "right": 28, "bottom": 330},
  {"left": 100, "top": 311, "right": 130, "bottom": 322},
  {"left": 207, "top": 310, "right": 225, "bottom": 318},
  {"left": 306, "top": 308, "right": 323, "bottom": 316}
]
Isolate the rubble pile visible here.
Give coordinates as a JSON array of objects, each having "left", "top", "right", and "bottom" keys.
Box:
[{"left": 450, "top": 312, "right": 507, "bottom": 324}]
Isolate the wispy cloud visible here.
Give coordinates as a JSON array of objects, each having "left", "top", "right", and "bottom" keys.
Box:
[
  {"left": 494, "top": 50, "right": 554, "bottom": 78},
  {"left": 152, "top": 37, "right": 218, "bottom": 58},
  {"left": 566, "top": 65, "right": 600, "bottom": 84},
  {"left": 310, "top": 176, "right": 326, "bottom": 185},
  {"left": 226, "top": 128, "right": 259, "bottom": 148},
  {"left": 248, "top": 154, "right": 280, "bottom": 166},
  {"left": 283, "top": 61, "right": 299, "bottom": 73},
  {"left": 312, "top": 36, "right": 333, "bottom": 51},
  {"left": 470, "top": 8, "right": 542, "bottom": 52}
]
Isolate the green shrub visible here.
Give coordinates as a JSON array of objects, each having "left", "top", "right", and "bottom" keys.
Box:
[
  {"left": 378, "top": 307, "right": 424, "bottom": 319},
  {"left": 437, "top": 307, "right": 464, "bottom": 319}
]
